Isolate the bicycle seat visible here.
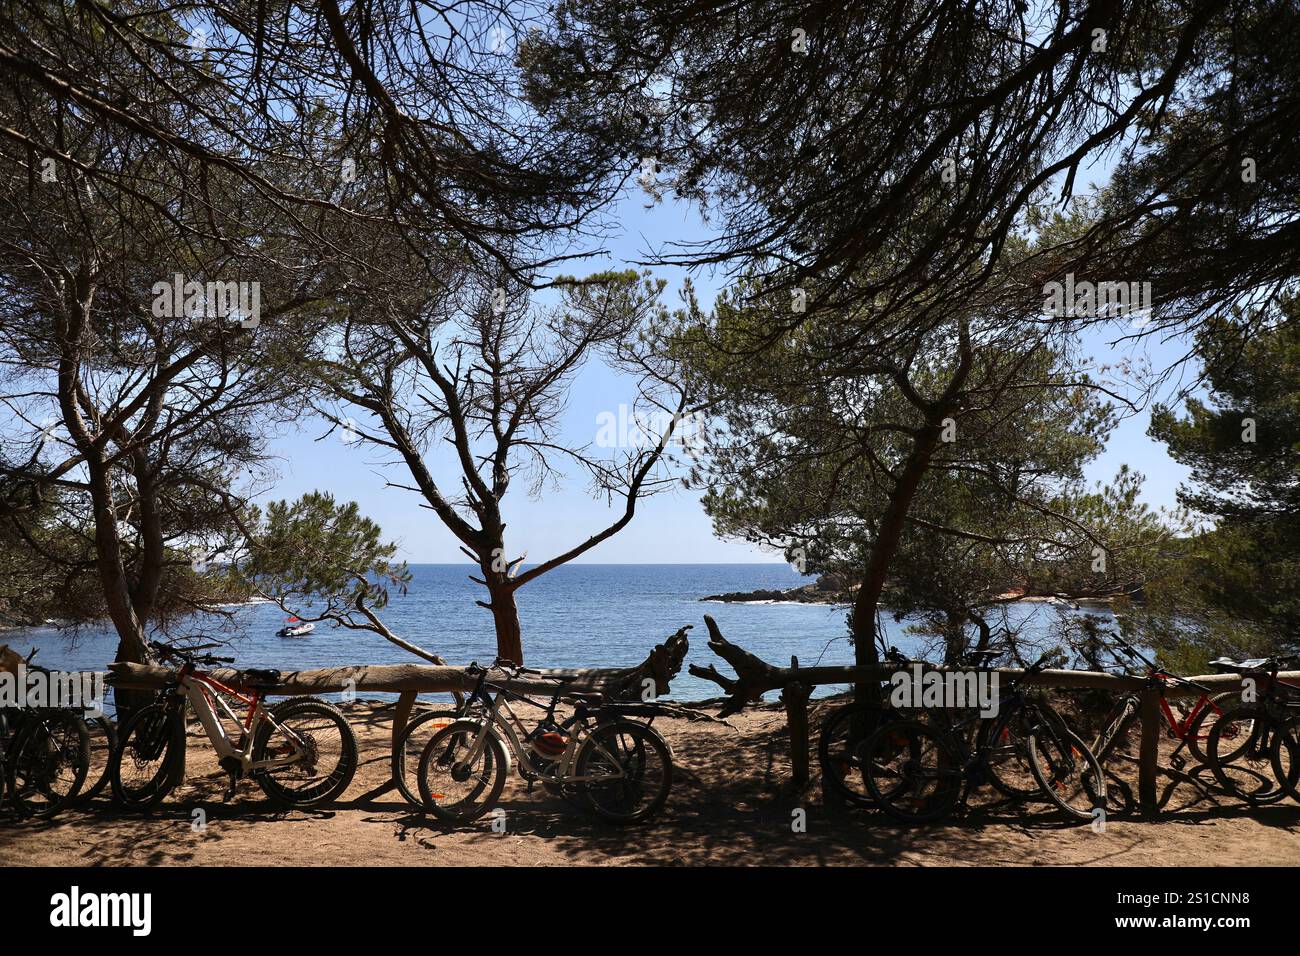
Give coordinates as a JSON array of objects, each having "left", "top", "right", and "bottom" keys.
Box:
[
  {"left": 565, "top": 691, "right": 604, "bottom": 706},
  {"left": 1208, "top": 657, "right": 1276, "bottom": 673},
  {"left": 238, "top": 668, "right": 282, "bottom": 686}
]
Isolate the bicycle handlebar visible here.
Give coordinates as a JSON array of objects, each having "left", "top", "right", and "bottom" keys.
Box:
[
  {"left": 1102, "top": 635, "right": 1220, "bottom": 693},
  {"left": 149, "top": 640, "right": 235, "bottom": 667}
]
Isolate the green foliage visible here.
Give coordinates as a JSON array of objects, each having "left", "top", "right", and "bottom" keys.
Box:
[
  {"left": 677, "top": 265, "right": 1187, "bottom": 661},
  {"left": 1144, "top": 306, "right": 1300, "bottom": 653},
  {"left": 232, "top": 492, "right": 410, "bottom": 626}
]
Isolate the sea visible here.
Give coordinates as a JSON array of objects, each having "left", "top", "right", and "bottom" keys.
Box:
[{"left": 1, "top": 564, "right": 1111, "bottom": 709}]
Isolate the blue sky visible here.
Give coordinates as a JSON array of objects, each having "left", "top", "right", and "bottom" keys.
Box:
[{"left": 261, "top": 173, "right": 1195, "bottom": 565}]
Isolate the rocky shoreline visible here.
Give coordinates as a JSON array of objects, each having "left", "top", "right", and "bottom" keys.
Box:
[
  {"left": 700, "top": 579, "right": 1116, "bottom": 607},
  {"left": 699, "top": 575, "right": 854, "bottom": 605}
]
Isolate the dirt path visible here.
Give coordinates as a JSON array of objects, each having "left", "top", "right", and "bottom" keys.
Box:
[{"left": 3, "top": 699, "right": 1298, "bottom": 866}]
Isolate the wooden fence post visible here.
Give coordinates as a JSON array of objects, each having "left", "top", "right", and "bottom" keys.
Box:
[
  {"left": 782, "top": 656, "right": 811, "bottom": 787},
  {"left": 1138, "top": 686, "right": 1161, "bottom": 816},
  {"left": 392, "top": 690, "right": 417, "bottom": 755}
]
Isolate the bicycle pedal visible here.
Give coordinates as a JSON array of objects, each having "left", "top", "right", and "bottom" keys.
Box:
[{"left": 1170, "top": 754, "right": 1186, "bottom": 771}]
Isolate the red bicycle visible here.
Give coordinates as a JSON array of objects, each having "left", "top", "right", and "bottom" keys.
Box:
[
  {"left": 109, "top": 641, "right": 358, "bottom": 809},
  {"left": 1092, "top": 636, "right": 1252, "bottom": 783}
]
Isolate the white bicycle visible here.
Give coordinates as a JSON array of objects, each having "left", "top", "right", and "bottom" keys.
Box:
[
  {"left": 416, "top": 661, "right": 674, "bottom": 825},
  {"left": 109, "top": 641, "right": 358, "bottom": 809}
]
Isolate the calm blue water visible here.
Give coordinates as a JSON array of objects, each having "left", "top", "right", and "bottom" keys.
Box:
[{"left": 2, "top": 564, "right": 1106, "bottom": 707}]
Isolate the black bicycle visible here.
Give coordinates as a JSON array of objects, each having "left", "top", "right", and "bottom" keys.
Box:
[
  {"left": 857, "top": 652, "right": 1105, "bottom": 823},
  {"left": 0, "top": 650, "right": 91, "bottom": 818},
  {"left": 393, "top": 625, "right": 692, "bottom": 809},
  {"left": 1203, "top": 655, "right": 1300, "bottom": 806},
  {"left": 819, "top": 647, "right": 1045, "bottom": 808},
  {"left": 416, "top": 659, "right": 675, "bottom": 825}
]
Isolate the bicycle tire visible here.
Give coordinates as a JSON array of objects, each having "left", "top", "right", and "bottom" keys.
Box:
[
  {"left": 575, "top": 719, "right": 674, "bottom": 824},
  {"left": 1027, "top": 724, "right": 1106, "bottom": 821},
  {"left": 253, "top": 697, "right": 358, "bottom": 807},
  {"left": 7, "top": 710, "right": 90, "bottom": 818},
  {"left": 1208, "top": 703, "right": 1296, "bottom": 805},
  {"left": 978, "top": 706, "right": 1040, "bottom": 800},
  {"left": 78, "top": 714, "right": 118, "bottom": 802},
  {"left": 1185, "top": 692, "right": 1252, "bottom": 766},
  {"left": 860, "top": 719, "right": 964, "bottom": 823},
  {"left": 391, "top": 708, "right": 462, "bottom": 809},
  {"left": 817, "top": 701, "right": 897, "bottom": 808},
  {"left": 416, "top": 720, "right": 509, "bottom": 824},
  {"left": 109, "top": 701, "right": 185, "bottom": 810},
  {"left": 1270, "top": 722, "right": 1300, "bottom": 803}
]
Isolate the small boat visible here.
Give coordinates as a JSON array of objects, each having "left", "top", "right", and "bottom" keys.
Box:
[{"left": 277, "top": 620, "right": 315, "bottom": 638}]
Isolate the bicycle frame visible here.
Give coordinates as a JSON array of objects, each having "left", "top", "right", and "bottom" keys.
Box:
[
  {"left": 174, "top": 669, "right": 305, "bottom": 774},
  {"left": 455, "top": 684, "right": 637, "bottom": 785},
  {"left": 1158, "top": 683, "right": 1221, "bottom": 741}
]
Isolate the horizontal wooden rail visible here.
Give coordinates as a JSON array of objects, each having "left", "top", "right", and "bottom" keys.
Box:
[
  {"left": 108, "top": 661, "right": 563, "bottom": 697},
  {"left": 96, "top": 619, "right": 1296, "bottom": 819},
  {"left": 106, "top": 628, "right": 692, "bottom": 763}
]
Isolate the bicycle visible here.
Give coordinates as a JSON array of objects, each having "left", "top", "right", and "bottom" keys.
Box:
[
  {"left": 1091, "top": 636, "right": 1250, "bottom": 809},
  {"left": 819, "top": 647, "right": 1041, "bottom": 808},
  {"left": 1203, "top": 655, "right": 1300, "bottom": 806},
  {"left": 393, "top": 625, "right": 693, "bottom": 809},
  {"left": 0, "top": 648, "right": 91, "bottom": 818},
  {"left": 416, "top": 660, "right": 674, "bottom": 825},
  {"left": 857, "top": 651, "right": 1106, "bottom": 823},
  {"left": 109, "top": 640, "right": 358, "bottom": 809}
]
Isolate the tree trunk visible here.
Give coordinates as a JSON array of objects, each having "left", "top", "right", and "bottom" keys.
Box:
[
  {"left": 488, "top": 583, "right": 524, "bottom": 665},
  {"left": 85, "top": 466, "right": 147, "bottom": 659},
  {"left": 850, "top": 421, "right": 946, "bottom": 669},
  {"left": 86, "top": 461, "right": 153, "bottom": 717},
  {"left": 848, "top": 320, "right": 974, "bottom": 680},
  {"left": 129, "top": 452, "right": 165, "bottom": 624}
]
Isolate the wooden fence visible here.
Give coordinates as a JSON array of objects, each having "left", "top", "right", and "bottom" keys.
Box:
[
  {"left": 108, "top": 626, "right": 691, "bottom": 757},
  {"left": 104, "top": 617, "right": 1297, "bottom": 817},
  {"left": 685, "top": 615, "right": 1300, "bottom": 816}
]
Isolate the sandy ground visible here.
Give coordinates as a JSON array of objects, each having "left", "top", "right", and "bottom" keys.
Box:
[{"left": 2, "top": 697, "right": 1298, "bottom": 867}]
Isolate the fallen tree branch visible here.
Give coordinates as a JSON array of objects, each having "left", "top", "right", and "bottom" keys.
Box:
[{"left": 108, "top": 626, "right": 692, "bottom": 702}]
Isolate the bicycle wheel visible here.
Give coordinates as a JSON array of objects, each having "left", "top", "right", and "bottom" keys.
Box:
[
  {"left": 1270, "top": 723, "right": 1300, "bottom": 803},
  {"left": 1186, "top": 692, "right": 1253, "bottom": 766},
  {"left": 7, "top": 710, "right": 90, "bottom": 818},
  {"left": 392, "top": 708, "right": 462, "bottom": 809},
  {"left": 416, "top": 720, "right": 509, "bottom": 824},
  {"left": 110, "top": 701, "right": 185, "bottom": 810},
  {"left": 817, "top": 701, "right": 897, "bottom": 807},
  {"left": 1091, "top": 696, "right": 1140, "bottom": 766},
  {"left": 575, "top": 719, "right": 673, "bottom": 824},
  {"left": 978, "top": 707, "right": 1040, "bottom": 800},
  {"left": 1027, "top": 724, "right": 1106, "bottom": 821},
  {"left": 253, "top": 698, "right": 358, "bottom": 807},
  {"left": 860, "top": 719, "right": 963, "bottom": 823},
  {"left": 1207, "top": 704, "right": 1295, "bottom": 805},
  {"left": 78, "top": 714, "right": 118, "bottom": 802}
]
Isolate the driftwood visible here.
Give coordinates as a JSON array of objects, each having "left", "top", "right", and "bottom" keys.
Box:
[
  {"left": 107, "top": 626, "right": 690, "bottom": 698},
  {"left": 689, "top": 614, "right": 1300, "bottom": 814}
]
